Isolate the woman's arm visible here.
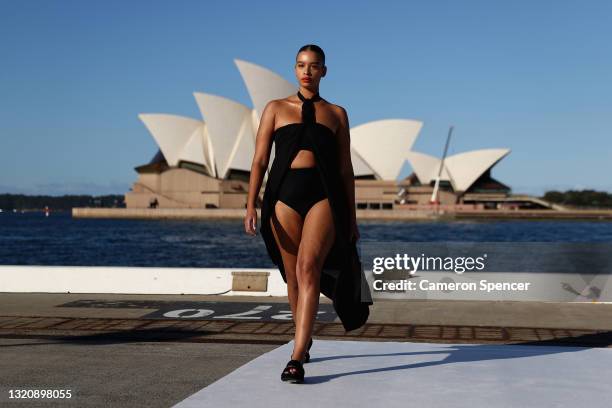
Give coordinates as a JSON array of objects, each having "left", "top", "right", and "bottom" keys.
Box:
[
  {"left": 245, "top": 101, "right": 276, "bottom": 234},
  {"left": 336, "top": 106, "right": 357, "bottom": 233}
]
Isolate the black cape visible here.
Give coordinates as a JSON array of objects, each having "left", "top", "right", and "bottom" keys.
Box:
[{"left": 260, "top": 121, "right": 373, "bottom": 332}]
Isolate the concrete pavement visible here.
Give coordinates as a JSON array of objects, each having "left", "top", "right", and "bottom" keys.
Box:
[{"left": 2, "top": 293, "right": 612, "bottom": 407}]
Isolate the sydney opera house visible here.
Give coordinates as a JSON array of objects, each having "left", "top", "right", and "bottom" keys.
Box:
[{"left": 125, "top": 59, "right": 548, "bottom": 211}]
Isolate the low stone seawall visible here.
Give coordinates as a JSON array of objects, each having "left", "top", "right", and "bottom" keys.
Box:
[
  {"left": 71, "top": 207, "right": 612, "bottom": 220},
  {"left": 453, "top": 209, "right": 612, "bottom": 220},
  {"left": 72, "top": 207, "right": 251, "bottom": 220},
  {"left": 72, "top": 207, "right": 439, "bottom": 220}
]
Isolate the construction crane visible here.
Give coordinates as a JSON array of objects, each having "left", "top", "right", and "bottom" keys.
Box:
[{"left": 430, "top": 125, "right": 454, "bottom": 204}]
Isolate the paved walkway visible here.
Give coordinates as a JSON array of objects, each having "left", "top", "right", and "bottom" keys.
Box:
[
  {"left": 2, "top": 293, "right": 612, "bottom": 407},
  {"left": 1, "top": 293, "right": 612, "bottom": 346}
]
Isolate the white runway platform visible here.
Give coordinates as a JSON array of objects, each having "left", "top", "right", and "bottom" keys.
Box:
[{"left": 172, "top": 340, "right": 612, "bottom": 408}]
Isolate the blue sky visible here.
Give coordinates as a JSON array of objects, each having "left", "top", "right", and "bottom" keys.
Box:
[{"left": 1, "top": 0, "right": 610, "bottom": 196}]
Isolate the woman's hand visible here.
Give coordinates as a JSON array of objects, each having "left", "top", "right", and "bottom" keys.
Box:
[
  {"left": 244, "top": 208, "right": 258, "bottom": 236},
  {"left": 348, "top": 221, "right": 360, "bottom": 244}
]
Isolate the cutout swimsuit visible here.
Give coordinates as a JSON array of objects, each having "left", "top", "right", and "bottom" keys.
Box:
[
  {"left": 274, "top": 91, "right": 328, "bottom": 218},
  {"left": 275, "top": 133, "right": 328, "bottom": 219}
]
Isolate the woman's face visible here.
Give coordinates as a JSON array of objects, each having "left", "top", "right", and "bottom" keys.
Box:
[{"left": 294, "top": 50, "right": 326, "bottom": 90}]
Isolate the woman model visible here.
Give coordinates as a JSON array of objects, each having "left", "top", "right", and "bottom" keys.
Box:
[{"left": 244, "top": 44, "right": 372, "bottom": 383}]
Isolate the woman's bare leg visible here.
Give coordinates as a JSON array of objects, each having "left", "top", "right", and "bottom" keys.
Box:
[
  {"left": 270, "top": 201, "right": 302, "bottom": 326},
  {"left": 291, "top": 198, "right": 335, "bottom": 362}
]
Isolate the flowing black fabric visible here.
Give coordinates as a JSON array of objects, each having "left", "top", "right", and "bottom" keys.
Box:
[{"left": 259, "top": 91, "right": 372, "bottom": 332}]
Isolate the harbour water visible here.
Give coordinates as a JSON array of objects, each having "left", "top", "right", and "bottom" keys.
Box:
[{"left": 1, "top": 211, "right": 611, "bottom": 267}]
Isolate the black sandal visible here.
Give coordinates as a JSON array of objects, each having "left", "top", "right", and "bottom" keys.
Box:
[
  {"left": 304, "top": 337, "right": 313, "bottom": 363},
  {"left": 281, "top": 359, "right": 304, "bottom": 383}
]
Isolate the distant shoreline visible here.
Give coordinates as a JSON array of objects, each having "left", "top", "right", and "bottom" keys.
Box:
[
  {"left": 69, "top": 207, "right": 612, "bottom": 221},
  {"left": 3, "top": 207, "right": 612, "bottom": 221}
]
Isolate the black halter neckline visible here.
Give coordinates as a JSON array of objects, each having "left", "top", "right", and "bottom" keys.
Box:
[{"left": 297, "top": 90, "right": 321, "bottom": 124}]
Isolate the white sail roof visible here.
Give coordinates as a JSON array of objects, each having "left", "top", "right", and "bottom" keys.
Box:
[
  {"left": 350, "top": 119, "right": 423, "bottom": 180},
  {"left": 138, "top": 114, "right": 204, "bottom": 168},
  {"left": 405, "top": 151, "right": 452, "bottom": 184},
  {"left": 406, "top": 148, "right": 511, "bottom": 192},
  {"left": 194, "top": 92, "right": 255, "bottom": 179},
  {"left": 351, "top": 149, "right": 376, "bottom": 177},
  {"left": 234, "top": 58, "right": 296, "bottom": 121},
  {"left": 179, "top": 124, "right": 213, "bottom": 176},
  {"left": 444, "top": 148, "right": 511, "bottom": 192}
]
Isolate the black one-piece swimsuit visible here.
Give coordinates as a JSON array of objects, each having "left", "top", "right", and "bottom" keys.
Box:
[
  {"left": 273, "top": 90, "right": 329, "bottom": 219},
  {"left": 275, "top": 133, "right": 328, "bottom": 219}
]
